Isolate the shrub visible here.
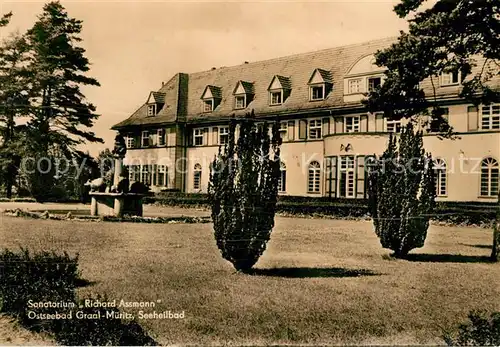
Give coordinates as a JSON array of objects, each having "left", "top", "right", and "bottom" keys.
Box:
[
  {"left": 368, "top": 123, "right": 436, "bottom": 258},
  {"left": 209, "top": 114, "right": 281, "bottom": 272},
  {"left": 445, "top": 310, "right": 500, "bottom": 346},
  {"left": 0, "top": 248, "right": 79, "bottom": 329}
]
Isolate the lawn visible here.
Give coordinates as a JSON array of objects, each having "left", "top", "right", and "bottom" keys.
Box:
[{"left": 0, "top": 212, "right": 499, "bottom": 345}]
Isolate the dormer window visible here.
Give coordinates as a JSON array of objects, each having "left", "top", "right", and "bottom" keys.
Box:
[
  {"left": 310, "top": 85, "right": 325, "bottom": 100},
  {"left": 270, "top": 91, "right": 283, "bottom": 105},
  {"left": 308, "top": 68, "right": 332, "bottom": 101},
  {"left": 348, "top": 78, "right": 362, "bottom": 94},
  {"left": 146, "top": 91, "right": 165, "bottom": 116},
  {"left": 147, "top": 104, "right": 157, "bottom": 116},
  {"left": 268, "top": 75, "right": 291, "bottom": 106},
  {"left": 203, "top": 99, "right": 214, "bottom": 112},
  {"left": 233, "top": 81, "right": 254, "bottom": 110},
  {"left": 235, "top": 96, "right": 246, "bottom": 109},
  {"left": 201, "top": 85, "right": 222, "bottom": 113},
  {"left": 440, "top": 71, "right": 461, "bottom": 86}
]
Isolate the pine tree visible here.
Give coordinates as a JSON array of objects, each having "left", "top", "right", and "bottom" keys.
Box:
[
  {"left": 368, "top": 123, "right": 436, "bottom": 258},
  {"left": 208, "top": 113, "right": 281, "bottom": 272},
  {"left": 0, "top": 16, "right": 30, "bottom": 198},
  {"left": 18, "top": 1, "right": 102, "bottom": 199}
]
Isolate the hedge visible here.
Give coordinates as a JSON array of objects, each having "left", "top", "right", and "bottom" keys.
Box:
[{"left": 146, "top": 193, "right": 497, "bottom": 226}]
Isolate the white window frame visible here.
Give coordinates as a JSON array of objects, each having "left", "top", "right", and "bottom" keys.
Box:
[
  {"left": 307, "top": 161, "right": 321, "bottom": 193},
  {"left": 193, "top": 164, "right": 202, "bottom": 191},
  {"left": 193, "top": 129, "right": 204, "bottom": 146},
  {"left": 339, "top": 155, "right": 355, "bottom": 198},
  {"left": 481, "top": 104, "right": 500, "bottom": 130},
  {"left": 157, "top": 128, "right": 166, "bottom": 146},
  {"left": 367, "top": 76, "right": 382, "bottom": 92},
  {"left": 234, "top": 95, "right": 246, "bottom": 109},
  {"left": 440, "top": 71, "right": 461, "bottom": 86},
  {"left": 310, "top": 84, "right": 325, "bottom": 101},
  {"left": 386, "top": 119, "right": 402, "bottom": 133},
  {"left": 126, "top": 135, "right": 135, "bottom": 149},
  {"left": 141, "top": 131, "right": 150, "bottom": 147},
  {"left": 348, "top": 78, "right": 362, "bottom": 94},
  {"left": 141, "top": 165, "right": 151, "bottom": 186},
  {"left": 147, "top": 104, "right": 157, "bottom": 116},
  {"left": 345, "top": 116, "right": 361, "bottom": 133},
  {"left": 278, "top": 162, "right": 286, "bottom": 193},
  {"left": 279, "top": 122, "right": 288, "bottom": 141},
  {"left": 203, "top": 99, "right": 214, "bottom": 112},
  {"left": 219, "top": 126, "right": 229, "bottom": 145},
  {"left": 433, "top": 159, "right": 447, "bottom": 197},
  {"left": 157, "top": 165, "right": 167, "bottom": 187},
  {"left": 480, "top": 157, "right": 499, "bottom": 197},
  {"left": 309, "top": 119, "right": 322, "bottom": 139},
  {"left": 269, "top": 90, "right": 283, "bottom": 106}
]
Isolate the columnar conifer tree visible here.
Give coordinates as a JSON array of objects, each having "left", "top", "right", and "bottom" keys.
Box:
[
  {"left": 368, "top": 123, "right": 436, "bottom": 258},
  {"left": 366, "top": 0, "right": 499, "bottom": 260},
  {"left": 208, "top": 112, "right": 281, "bottom": 272}
]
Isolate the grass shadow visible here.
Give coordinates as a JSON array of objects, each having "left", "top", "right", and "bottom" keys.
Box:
[
  {"left": 460, "top": 243, "right": 492, "bottom": 250},
  {"left": 405, "top": 253, "right": 493, "bottom": 263},
  {"left": 248, "top": 267, "right": 379, "bottom": 278},
  {"left": 75, "top": 278, "right": 98, "bottom": 288}
]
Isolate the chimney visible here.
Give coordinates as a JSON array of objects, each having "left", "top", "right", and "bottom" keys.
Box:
[
  {"left": 162, "top": 81, "right": 165, "bottom": 87},
  {"left": 211, "top": 67, "right": 216, "bottom": 70},
  {"left": 244, "top": 61, "right": 249, "bottom": 64}
]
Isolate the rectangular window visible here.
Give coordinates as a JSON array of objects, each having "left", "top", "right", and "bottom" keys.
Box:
[
  {"left": 441, "top": 71, "right": 461, "bottom": 86},
  {"left": 203, "top": 99, "right": 213, "bottom": 112},
  {"left": 279, "top": 122, "right": 288, "bottom": 141},
  {"left": 278, "top": 167, "right": 286, "bottom": 193},
  {"left": 141, "top": 131, "right": 150, "bottom": 147},
  {"left": 126, "top": 136, "right": 135, "bottom": 149},
  {"left": 386, "top": 119, "right": 402, "bottom": 133},
  {"left": 219, "top": 126, "right": 229, "bottom": 145},
  {"left": 368, "top": 77, "right": 381, "bottom": 92},
  {"left": 157, "top": 165, "right": 167, "bottom": 187},
  {"left": 309, "top": 119, "right": 322, "bottom": 139},
  {"left": 147, "top": 104, "right": 156, "bottom": 116},
  {"left": 193, "top": 129, "right": 204, "bottom": 146},
  {"left": 481, "top": 104, "right": 500, "bottom": 130},
  {"left": 235, "top": 95, "right": 246, "bottom": 109},
  {"left": 270, "top": 91, "right": 282, "bottom": 105},
  {"left": 345, "top": 116, "right": 360, "bottom": 133},
  {"left": 141, "top": 165, "right": 151, "bottom": 186},
  {"left": 157, "top": 129, "right": 166, "bottom": 146},
  {"left": 310, "top": 85, "right": 325, "bottom": 100},
  {"left": 348, "top": 79, "right": 362, "bottom": 94},
  {"left": 128, "top": 165, "right": 140, "bottom": 182},
  {"left": 339, "top": 156, "right": 355, "bottom": 198}
]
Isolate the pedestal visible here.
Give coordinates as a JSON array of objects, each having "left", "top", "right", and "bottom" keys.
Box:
[{"left": 89, "top": 192, "right": 145, "bottom": 217}]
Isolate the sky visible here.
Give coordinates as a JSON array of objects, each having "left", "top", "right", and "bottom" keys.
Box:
[{"left": 0, "top": 0, "right": 409, "bottom": 156}]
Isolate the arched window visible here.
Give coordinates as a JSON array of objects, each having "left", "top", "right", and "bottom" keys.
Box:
[
  {"left": 193, "top": 164, "right": 202, "bottom": 191},
  {"left": 481, "top": 157, "right": 499, "bottom": 197},
  {"left": 308, "top": 161, "right": 321, "bottom": 193},
  {"left": 433, "top": 159, "right": 447, "bottom": 197},
  {"left": 278, "top": 162, "right": 286, "bottom": 193}
]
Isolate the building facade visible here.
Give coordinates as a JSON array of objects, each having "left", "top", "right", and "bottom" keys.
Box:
[{"left": 112, "top": 37, "right": 500, "bottom": 202}]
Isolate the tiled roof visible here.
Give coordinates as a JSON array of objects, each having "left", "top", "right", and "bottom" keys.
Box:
[
  {"left": 234, "top": 80, "right": 255, "bottom": 95},
  {"left": 113, "top": 37, "right": 398, "bottom": 129},
  {"left": 312, "top": 68, "right": 333, "bottom": 84},
  {"left": 150, "top": 92, "right": 166, "bottom": 104}
]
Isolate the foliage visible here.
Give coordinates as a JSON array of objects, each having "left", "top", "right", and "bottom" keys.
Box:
[
  {"left": 366, "top": 0, "right": 499, "bottom": 131},
  {"left": 0, "top": 248, "right": 79, "bottom": 329},
  {"left": 96, "top": 148, "right": 115, "bottom": 188},
  {"left": 209, "top": 113, "right": 281, "bottom": 272},
  {"left": 367, "top": 123, "right": 436, "bottom": 257},
  {"left": 444, "top": 310, "right": 500, "bottom": 346}
]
